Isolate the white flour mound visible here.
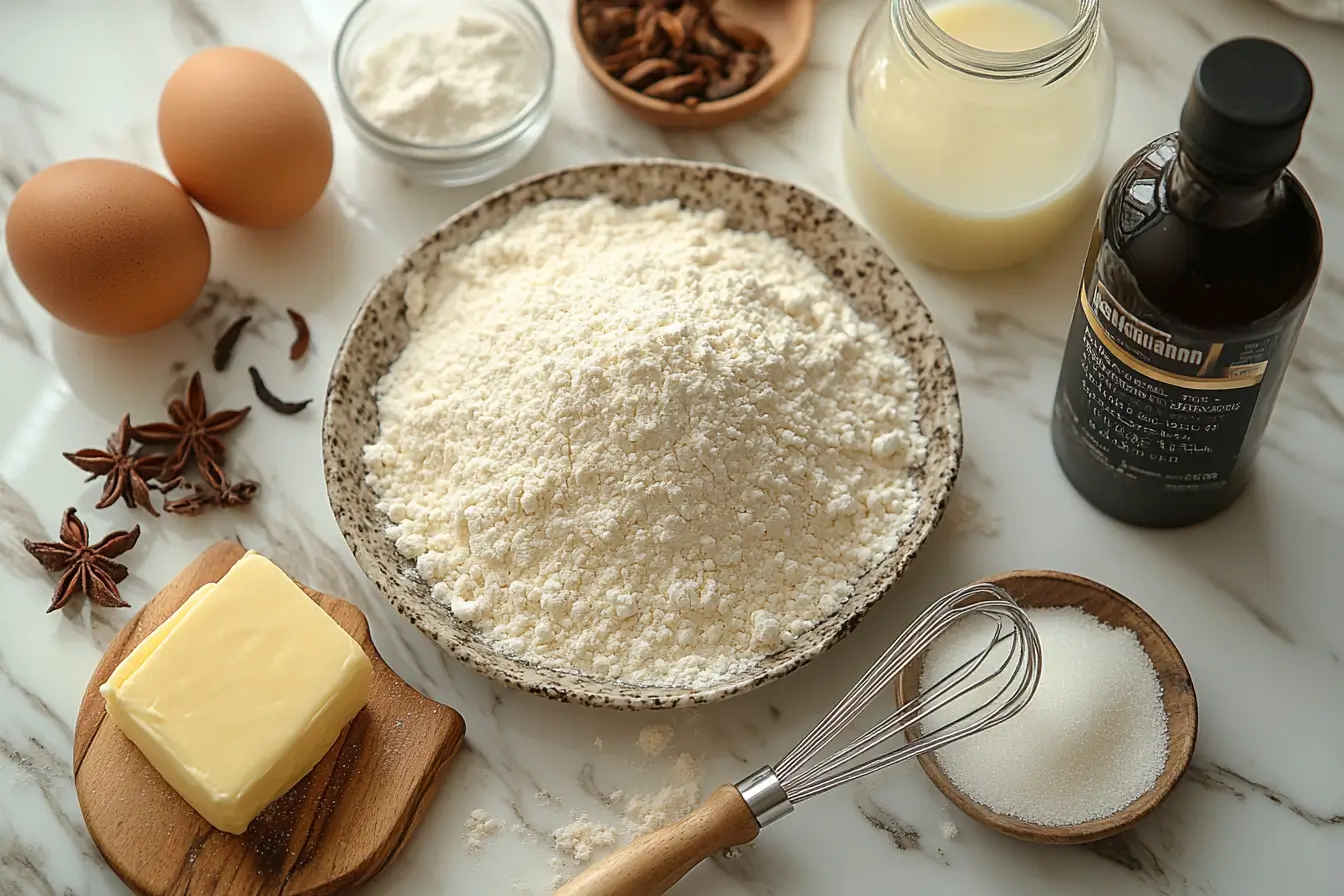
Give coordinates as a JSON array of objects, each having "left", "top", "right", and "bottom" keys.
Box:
[{"left": 365, "top": 197, "right": 927, "bottom": 687}]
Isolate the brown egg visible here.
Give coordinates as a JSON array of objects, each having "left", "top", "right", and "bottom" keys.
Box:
[
  {"left": 158, "top": 47, "right": 333, "bottom": 230},
  {"left": 4, "top": 159, "right": 211, "bottom": 336}
]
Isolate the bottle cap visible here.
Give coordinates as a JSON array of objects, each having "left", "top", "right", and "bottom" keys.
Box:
[{"left": 1179, "top": 38, "right": 1313, "bottom": 181}]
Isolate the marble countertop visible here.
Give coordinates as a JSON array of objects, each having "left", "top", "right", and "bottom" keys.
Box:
[{"left": 2, "top": 0, "right": 1343, "bottom": 893}]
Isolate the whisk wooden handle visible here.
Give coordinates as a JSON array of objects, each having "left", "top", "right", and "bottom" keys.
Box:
[{"left": 553, "top": 785, "right": 760, "bottom": 896}]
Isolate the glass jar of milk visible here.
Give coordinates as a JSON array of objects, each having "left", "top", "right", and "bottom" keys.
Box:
[{"left": 845, "top": 0, "right": 1115, "bottom": 270}]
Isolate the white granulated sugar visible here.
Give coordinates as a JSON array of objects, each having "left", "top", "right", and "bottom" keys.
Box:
[
  {"left": 940, "top": 821, "right": 959, "bottom": 840},
  {"left": 553, "top": 814, "right": 617, "bottom": 862},
  {"left": 463, "top": 808, "right": 501, "bottom": 853},
  {"left": 625, "top": 753, "right": 703, "bottom": 835},
  {"left": 920, "top": 607, "right": 1168, "bottom": 826},
  {"left": 351, "top": 16, "right": 536, "bottom": 145},
  {"left": 365, "top": 197, "right": 927, "bottom": 687},
  {"left": 637, "top": 724, "right": 675, "bottom": 757}
]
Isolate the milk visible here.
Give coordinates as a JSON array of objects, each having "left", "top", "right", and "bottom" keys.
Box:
[{"left": 844, "top": 0, "right": 1113, "bottom": 270}]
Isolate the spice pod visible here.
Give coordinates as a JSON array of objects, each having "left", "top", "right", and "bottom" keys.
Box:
[
  {"left": 572, "top": 0, "right": 818, "bottom": 128},
  {"left": 896, "top": 569, "right": 1197, "bottom": 845}
]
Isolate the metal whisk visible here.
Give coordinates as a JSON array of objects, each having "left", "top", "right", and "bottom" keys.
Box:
[{"left": 555, "top": 582, "right": 1042, "bottom": 896}]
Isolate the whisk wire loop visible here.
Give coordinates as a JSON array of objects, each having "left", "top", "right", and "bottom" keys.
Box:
[
  {"left": 765, "top": 583, "right": 1041, "bottom": 808},
  {"left": 783, "top": 621, "right": 1017, "bottom": 795}
]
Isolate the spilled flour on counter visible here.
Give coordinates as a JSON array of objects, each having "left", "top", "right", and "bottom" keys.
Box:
[
  {"left": 365, "top": 197, "right": 927, "bottom": 688},
  {"left": 546, "top": 737, "right": 709, "bottom": 878},
  {"left": 637, "top": 724, "right": 675, "bottom": 758},
  {"left": 552, "top": 814, "right": 617, "bottom": 862},
  {"left": 463, "top": 809, "right": 501, "bottom": 853},
  {"left": 624, "top": 753, "right": 703, "bottom": 836}
]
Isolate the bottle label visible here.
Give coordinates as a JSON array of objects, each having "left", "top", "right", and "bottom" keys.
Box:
[{"left": 1056, "top": 276, "right": 1272, "bottom": 492}]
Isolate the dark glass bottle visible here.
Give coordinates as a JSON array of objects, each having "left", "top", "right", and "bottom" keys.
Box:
[{"left": 1051, "top": 38, "right": 1322, "bottom": 528}]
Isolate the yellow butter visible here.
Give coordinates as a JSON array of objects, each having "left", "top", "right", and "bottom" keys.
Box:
[{"left": 100, "top": 551, "right": 372, "bottom": 834}]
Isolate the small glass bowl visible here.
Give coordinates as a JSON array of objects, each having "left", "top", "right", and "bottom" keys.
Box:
[{"left": 333, "top": 0, "right": 555, "bottom": 186}]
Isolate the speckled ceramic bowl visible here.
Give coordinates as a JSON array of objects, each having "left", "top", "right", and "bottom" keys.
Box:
[{"left": 323, "top": 160, "right": 962, "bottom": 709}]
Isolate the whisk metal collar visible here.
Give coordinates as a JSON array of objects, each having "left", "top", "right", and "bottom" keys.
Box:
[{"left": 734, "top": 766, "right": 793, "bottom": 828}]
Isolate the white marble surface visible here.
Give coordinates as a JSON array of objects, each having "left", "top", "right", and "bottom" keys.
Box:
[{"left": 1, "top": 1, "right": 1343, "bottom": 893}]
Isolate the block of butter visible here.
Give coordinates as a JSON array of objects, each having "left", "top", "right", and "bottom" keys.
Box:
[{"left": 100, "top": 551, "right": 372, "bottom": 834}]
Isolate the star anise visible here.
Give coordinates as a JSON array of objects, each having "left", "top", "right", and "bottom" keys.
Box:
[
  {"left": 162, "top": 485, "right": 215, "bottom": 517},
  {"left": 131, "top": 372, "right": 250, "bottom": 481},
  {"left": 63, "top": 415, "right": 164, "bottom": 517},
  {"left": 219, "top": 478, "right": 260, "bottom": 507},
  {"left": 161, "top": 470, "right": 260, "bottom": 516},
  {"left": 23, "top": 507, "right": 139, "bottom": 612}
]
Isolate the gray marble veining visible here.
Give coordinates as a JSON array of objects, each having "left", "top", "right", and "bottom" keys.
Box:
[{"left": 1, "top": 0, "right": 1343, "bottom": 893}]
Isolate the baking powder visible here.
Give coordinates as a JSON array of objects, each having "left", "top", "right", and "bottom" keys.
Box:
[{"left": 351, "top": 16, "right": 537, "bottom": 145}]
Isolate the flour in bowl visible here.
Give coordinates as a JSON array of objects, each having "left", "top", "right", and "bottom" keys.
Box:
[{"left": 363, "top": 197, "right": 926, "bottom": 687}]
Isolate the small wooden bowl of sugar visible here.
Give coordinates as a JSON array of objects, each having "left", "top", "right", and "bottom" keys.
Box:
[{"left": 896, "top": 570, "right": 1197, "bottom": 845}]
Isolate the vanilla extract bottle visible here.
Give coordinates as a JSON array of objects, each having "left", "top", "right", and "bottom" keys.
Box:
[{"left": 1051, "top": 38, "right": 1322, "bottom": 528}]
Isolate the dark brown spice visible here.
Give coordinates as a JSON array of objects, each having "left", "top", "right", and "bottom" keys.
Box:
[
  {"left": 657, "top": 10, "right": 686, "bottom": 47},
  {"left": 706, "top": 52, "right": 760, "bottom": 101},
  {"left": 132, "top": 372, "right": 251, "bottom": 481},
  {"left": 580, "top": 0, "right": 771, "bottom": 107},
  {"left": 645, "top": 70, "right": 708, "bottom": 101},
  {"left": 622, "top": 57, "right": 680, "bottom": 87},
  {"left": 286, "top": 309, "right": 310, "bottom": 361},
  {"left": 198, "top": 454, "right": 231, "bottom": 494},
  {"left": 212, "top": 316, "right": 252, "bottom": 372},
  {"left": 220, "top": 478, "right": 260, "bottom": 507},
  {"left": 155, "top": 475, "right": 189, "bottom": 495},
  {"left": 248, "top": 367, "right": 312, "bottom": 415},
  {"left": 163, "top": 484, "right": 215, "bottom": 517},
  {"left": 24, "top": 507, "right": 139, "bottom": 612},
  {"left": 163, "top": 474, "right": 260, "bottom": 516},
  {"left": 63, "top": 415, "right": 164, "bottom": 516}
]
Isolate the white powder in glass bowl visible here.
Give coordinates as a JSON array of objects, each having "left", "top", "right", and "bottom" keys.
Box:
[{"left": 350, "top": 16, "right": 538, "bottom": 145}]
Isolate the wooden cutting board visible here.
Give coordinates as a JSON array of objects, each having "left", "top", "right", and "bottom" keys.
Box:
[{"left": 73, "top": 541, "right": 466, "bottom": 896}]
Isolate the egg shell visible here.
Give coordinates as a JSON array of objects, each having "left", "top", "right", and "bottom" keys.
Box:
[
  {"left": 158, "top": 47, "right": 333, "bottom": 229},
  {"left": 4, "top": 159, "right": 211, "bottom": 337}
]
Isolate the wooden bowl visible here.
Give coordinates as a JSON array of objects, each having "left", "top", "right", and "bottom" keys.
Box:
[
  {"left": 571, "top": 0, "right": 818, "bottom": 128},
  {"left": 896, "top": 570, "right": 1197, "bottom": 844}
]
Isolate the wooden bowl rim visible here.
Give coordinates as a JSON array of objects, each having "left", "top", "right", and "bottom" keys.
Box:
[
  {"left": 569, "top": 0, "right": 817, "bottom": 128},
  {"left": 895, "top": 569, "right": 1198, "bottom": 845}
]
